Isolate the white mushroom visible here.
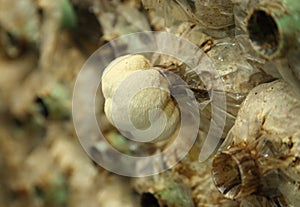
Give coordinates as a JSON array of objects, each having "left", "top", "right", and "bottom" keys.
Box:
[{"left": 102, "top": 55, "right": 179, "bottom": 142}]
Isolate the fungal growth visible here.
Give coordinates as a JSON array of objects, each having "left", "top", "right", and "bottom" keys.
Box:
[
  {"left": 102, "top": 54, "right": 180, "bottom": 143},
  {"left": 212, "top": 80, "right": 300, "bottom": 205}
]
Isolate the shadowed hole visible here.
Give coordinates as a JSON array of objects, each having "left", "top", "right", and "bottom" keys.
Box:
[
  {"left": 247, "top": 10, "right": 279, "bottom": 57},
  {"left": 141, "top": 193, "right": 160, "bottom": 207}
]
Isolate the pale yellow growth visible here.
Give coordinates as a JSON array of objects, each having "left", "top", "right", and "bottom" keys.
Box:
[{"left": 102, "top": 55, "right": 179, "bottom": 142}]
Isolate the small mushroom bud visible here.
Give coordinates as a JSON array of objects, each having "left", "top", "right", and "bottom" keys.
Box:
[{"left": 102, "top": 55, "right": 180, "bottom": 142}]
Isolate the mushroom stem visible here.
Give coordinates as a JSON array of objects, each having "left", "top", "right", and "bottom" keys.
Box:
[{"left": 211, "top": 147, "right": 260, "bottom": 200}]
